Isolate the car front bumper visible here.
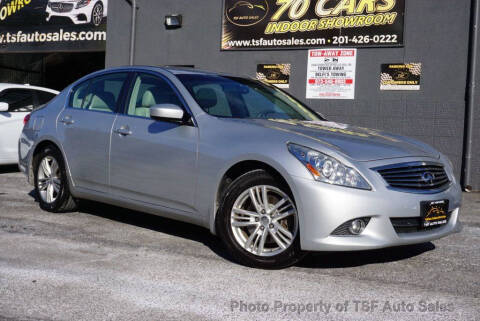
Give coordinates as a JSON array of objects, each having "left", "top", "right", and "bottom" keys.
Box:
[
  {"left": 292, "top": 173, "right": 462, "bottom": 252},
  {"left": 46, "top": 5, "right": 92, "bottom": 24}
]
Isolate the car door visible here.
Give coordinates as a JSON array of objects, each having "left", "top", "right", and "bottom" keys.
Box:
[
  {"left": 109, "top": 72, "right": 198, "bottom": 213},
  {"left": 57, "top": 72, "right": 129, "bottom": 193},
  {"left": 0, "top": 88, "right": 35, "bottom": 164}
]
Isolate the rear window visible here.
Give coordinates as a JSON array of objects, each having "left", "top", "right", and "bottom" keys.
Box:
[
  {"left": 69, "top": 81, "right": 90, "bottom": 109},
  {"left": 69, "top": 73, "right": 128, "bottom": 113}
]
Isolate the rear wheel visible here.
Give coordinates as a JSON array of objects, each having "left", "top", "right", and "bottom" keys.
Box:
[
  {"left": 33, "top": 146, "right": 78, "bottom": 212},
  {"left": 217, "top": 170, "right": 304, "bottom": 268}
]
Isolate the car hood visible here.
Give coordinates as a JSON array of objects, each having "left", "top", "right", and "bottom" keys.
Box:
[{"left": 232, "top": 119, "right": 440, "bottom": 161}]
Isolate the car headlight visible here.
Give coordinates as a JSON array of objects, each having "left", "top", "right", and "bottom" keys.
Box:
[
  {"left": 441, "top": 153, "right": 454, "bottom": 169},
  {"left": 76, "top": 0, "right": 91, "bottom": 9},
  {"left": 288, "top": 143, "right": 371, "bottom": 190}
]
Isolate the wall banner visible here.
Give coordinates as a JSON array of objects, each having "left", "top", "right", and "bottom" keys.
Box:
[
  {"left": 256, "top": 63, "right": 291, "bottom": 88},
  {"left": 380, "top": 63, "right": 422, "bottom": 90},
  {"left": 222, "top": 0, "right": 404, "bottom": 50},
  {"left": 0, "top": 0, "right": 108, "bottom": 53},
  {"left": 306, "top": 48, "right": 357, "bottom": 99}
]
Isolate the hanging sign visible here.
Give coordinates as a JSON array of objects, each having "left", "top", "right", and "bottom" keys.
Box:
[{"left": 306, "top": 48, "right": 357, "bottom": 99}]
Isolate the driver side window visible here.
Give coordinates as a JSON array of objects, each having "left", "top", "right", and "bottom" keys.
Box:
[{"left": 127, "top": 73, "right": 182, "bottom": 118}]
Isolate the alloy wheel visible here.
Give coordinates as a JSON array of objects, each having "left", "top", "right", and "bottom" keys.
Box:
[
  {"left": 37, "top": 156, "right": 61, "bottom": 204},
  {"left": 230, "top": 185, "right": 298, "bottom": 257},
  {"left": 92, "top": 4, "right": 103, "bottom": 26}
]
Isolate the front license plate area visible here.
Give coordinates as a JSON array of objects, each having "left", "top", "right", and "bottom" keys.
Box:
[{"left": 421, "top": 200, "right": 449, "bottom": 228}]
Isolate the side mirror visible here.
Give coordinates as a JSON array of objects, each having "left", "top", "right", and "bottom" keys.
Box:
[
  {"left": 150, "top": 104, "right": 185, "bottom": 123},
  {"left": 0, "top": 102, "right": 8, "bottom": 112}
]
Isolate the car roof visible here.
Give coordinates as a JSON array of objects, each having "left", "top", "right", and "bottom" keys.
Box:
[
  {"left": 162, "top": 66, "right": 223, "bottom": 76},
  {"left": 0, "top": 83, "right": 59, "bottom": 94},
  {"left": 96, "top": 65, "right": 237, "bottom": 78},
  {"left": 68, "top": 66, "right": 252, "bottom": 91}
]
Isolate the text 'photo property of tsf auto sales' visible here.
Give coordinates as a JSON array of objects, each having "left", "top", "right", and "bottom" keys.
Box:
[{"left": 0, "top": 0, "right": 479, "bottom": 321}]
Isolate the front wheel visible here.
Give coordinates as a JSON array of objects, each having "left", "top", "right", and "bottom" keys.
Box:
[
  {"left": 33, "top": 146, "right": 78, "bottom": 212},
  {"left": 91, "top": 2, "right": 103, "bottom": 26},
  {"left": 217, "top": 170, "right": 304, "bottom": 269}
]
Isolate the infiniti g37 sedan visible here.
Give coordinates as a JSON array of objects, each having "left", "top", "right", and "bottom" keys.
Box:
[{"left": 19, "top": 66, "right": 462, "bottom": 268}]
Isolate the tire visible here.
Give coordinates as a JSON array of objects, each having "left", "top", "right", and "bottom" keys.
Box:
[
  {"left": 91, "top": 2, "right": 103, "bottom": 27},
  {"left": 33, "top": 145, "right": 78, "bottom": 213},
  {"left": 217, "top": 169, "right": 304, "bottom": 269}
]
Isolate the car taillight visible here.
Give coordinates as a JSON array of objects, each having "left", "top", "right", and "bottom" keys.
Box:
[{"left": 23, "top": 113, "right": 31, "bottom": 126}]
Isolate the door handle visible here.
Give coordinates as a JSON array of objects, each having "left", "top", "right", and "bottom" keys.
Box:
[
  {"left": 59, "top": 116, "right": 74, "bottom": 125},
  {"left": 114, "top": 126, "right": 132, "bottom": 136}
]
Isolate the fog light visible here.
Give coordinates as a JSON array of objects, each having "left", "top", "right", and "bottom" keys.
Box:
[{"left": 348, "top": 219, "right": 366, "bottom": 235}]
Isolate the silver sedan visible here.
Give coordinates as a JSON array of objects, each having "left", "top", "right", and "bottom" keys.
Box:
[{"left": 18, "top": 66, "right": 462, "bottom": 268}]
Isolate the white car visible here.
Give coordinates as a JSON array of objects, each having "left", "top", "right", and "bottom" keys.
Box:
[
  {"left": 46, "top": 0, "right": 107, "bottom": 26},
  {"left": 0, "top": 84, "right": 58, "bottom": 165}
]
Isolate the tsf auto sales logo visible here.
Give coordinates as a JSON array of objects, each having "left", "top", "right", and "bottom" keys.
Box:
[{"left": 225, "top": 0, "right": 269, "bottom": 26}]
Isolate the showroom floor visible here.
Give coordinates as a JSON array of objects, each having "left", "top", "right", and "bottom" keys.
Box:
[{"left": 0, "top": 166, "right": 479, "bottom": 321}]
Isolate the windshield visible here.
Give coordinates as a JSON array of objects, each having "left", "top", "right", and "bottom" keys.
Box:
[{"left": 177, "top": 74, "right": 323, "bottom": 121}]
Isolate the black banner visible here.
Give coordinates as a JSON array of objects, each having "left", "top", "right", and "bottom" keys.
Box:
[
  {"left": 256, "top": 63, "right": 291, "bottom": 88},
  {"left": 380, "top": 63, "right": 421, "bottom": 90},
  {"left": 222, "top": 0, "right": 404, "bottom": 50},
  {"left": 0, "top": 0, "right": 107, "bottom": 53}
]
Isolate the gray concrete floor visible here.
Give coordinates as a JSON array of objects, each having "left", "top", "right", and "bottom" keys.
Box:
[{"left": 0, "top": 165, "right": 479, "bottom": 321}]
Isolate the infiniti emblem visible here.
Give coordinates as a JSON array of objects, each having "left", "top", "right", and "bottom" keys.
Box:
[{"left": 421, "top": 172, "right": 435, "bottom": 184}]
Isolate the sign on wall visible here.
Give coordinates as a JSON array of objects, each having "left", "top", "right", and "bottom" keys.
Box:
[
  {"left": 306, "top": 48, "right": 357, "bottom": 99},
  {"left": 0, "top": 0, "right": 107, "bottom": 52},
  {"left": 256, "top": 63, "right": 291, "bottom": 88},
  {"left": 222, "top": 0, "right": 404, "bottom": 50},
  {"left": 380, "top": 63, "right": 422, "bottom": 90}
]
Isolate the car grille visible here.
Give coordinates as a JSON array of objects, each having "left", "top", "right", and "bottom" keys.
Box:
[
  {"left": 390, "top": 212, "right": 452, "bottom": 234},
  {"left": 50, "top": 2, "right": 74, "bottom": 12},
  {"left": 374, "top": 162, "right": 450, "bottom": 192}
]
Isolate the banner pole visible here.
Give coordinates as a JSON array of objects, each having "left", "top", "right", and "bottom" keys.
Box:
[{"left": 129, "top": 0, "right": 137, "bottom": 66}]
